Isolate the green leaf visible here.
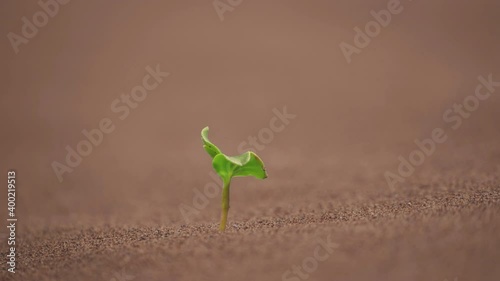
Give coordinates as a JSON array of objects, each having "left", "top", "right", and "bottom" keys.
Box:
[
  {"left": 201, "top": 126, "right": 222, "bottom": 158},
  {"left": 212, "top": 152, "right": 267, "bottom": 182},
  {"left": 201, "top": 127, "right": 267, "bottom": 182}
]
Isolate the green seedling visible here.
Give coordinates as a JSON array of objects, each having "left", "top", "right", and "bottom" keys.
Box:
[{"left": 201, "top": 126, "right": 267, "bottom": 231}]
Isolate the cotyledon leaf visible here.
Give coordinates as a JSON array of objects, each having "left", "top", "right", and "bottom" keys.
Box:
[
  {"left": 212, "top": 151, "right": 267, "bottom": 182},
  {"left": 202, "top": 127, "right": 267, "bottom": 182},
  {"left": 201, "top": 126, "right": 222, "bottom": 158}
]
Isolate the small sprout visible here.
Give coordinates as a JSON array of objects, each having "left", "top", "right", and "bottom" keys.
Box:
[{"left": 201, "top": 126, "right": 267, "bottom": 231}]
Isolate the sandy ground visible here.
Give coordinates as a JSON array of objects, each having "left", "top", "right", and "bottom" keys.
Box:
[
  {"left": 3, "top": 169, "right": 500, "bottom": 281},
  {"left": 1, "top": 0, "right": 500, "bottom": 280}
]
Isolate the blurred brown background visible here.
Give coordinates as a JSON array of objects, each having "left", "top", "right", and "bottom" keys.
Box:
[{"left": 1, "top": 0, "right": 499, "bottom": 280}]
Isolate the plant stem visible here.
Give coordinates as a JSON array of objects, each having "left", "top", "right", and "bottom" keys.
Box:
[{"left": 219, "top": 179, "right": 231, "bottom": 232}]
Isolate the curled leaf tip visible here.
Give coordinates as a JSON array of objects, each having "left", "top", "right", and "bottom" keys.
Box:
[{"left": 201, "top": 126, "right": 222, "bottom": 158}]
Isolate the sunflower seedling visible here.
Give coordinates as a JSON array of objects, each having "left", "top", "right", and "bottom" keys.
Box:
[{"left": 201, "top": 126, "right": 267, "bottom": 231}]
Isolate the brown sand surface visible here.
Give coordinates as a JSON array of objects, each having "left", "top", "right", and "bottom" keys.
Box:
[{"left": 1, "top": 1, "right": 499, "bottom": 280}]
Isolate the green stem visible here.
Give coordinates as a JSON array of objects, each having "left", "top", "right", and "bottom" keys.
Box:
[{"left": 219, "top": 179, "right": 231, "bottom": 232}]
